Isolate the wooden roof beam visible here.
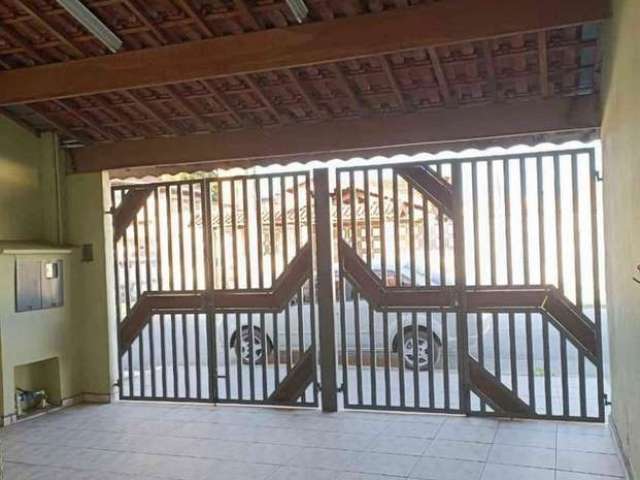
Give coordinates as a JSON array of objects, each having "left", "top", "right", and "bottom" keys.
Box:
[
  {"left": 71, "top": 94, "right": 600, "bottom": 173},
  {"left": 0, "top": 0, "right": 609, "bottom": 105}
]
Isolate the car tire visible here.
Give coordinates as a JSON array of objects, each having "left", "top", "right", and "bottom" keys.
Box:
[
  {"left": 236, "top": 326, "right": 271, "bottom": 365},
  {"left": 400, "top": 328, "right": 442, "bottom": 371}
]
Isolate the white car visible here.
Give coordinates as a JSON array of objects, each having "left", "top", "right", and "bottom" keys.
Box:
[{"left": 224, "top": 264, "right": 447, "bottom": 371}]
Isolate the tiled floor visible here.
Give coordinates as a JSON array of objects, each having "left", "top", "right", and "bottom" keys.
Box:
[{"left": 1, "top": 402, "right": 627, "bottom": 480}]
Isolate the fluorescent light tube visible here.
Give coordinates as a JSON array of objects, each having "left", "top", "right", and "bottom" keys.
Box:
[
  {"left": 286, "top": 0, "right": 309, "bottom": 23},
  {"left": 56, "top": 0, "right": 123, "bottom": 53}
]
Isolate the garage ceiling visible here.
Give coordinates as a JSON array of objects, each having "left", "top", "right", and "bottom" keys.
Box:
[{"left": 0, "top": 0, "right": 609, "bottom": 171}]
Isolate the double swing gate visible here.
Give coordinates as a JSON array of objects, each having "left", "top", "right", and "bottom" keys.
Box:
[{"left": 111, "top": 147, "right": 605, "bottom": 422}]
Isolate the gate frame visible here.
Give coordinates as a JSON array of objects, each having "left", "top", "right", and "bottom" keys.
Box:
[{"left": 110, "top": 147, "right": 605, "bottom": 422}]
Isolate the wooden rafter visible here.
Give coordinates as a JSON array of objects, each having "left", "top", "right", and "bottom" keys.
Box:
[
  {"left": 427, "top": 47, "right": 453, "bottom": 106},
  {"left": 70, "top": 94, "right": 599, "bottom": 172},
  {"left": 123, "top": 90, "right": 177, "bottom": 135},
  {"left": 12, "top": 0, "right": 85, "bottom": 58},
  {"left": 380, "top": 55, "right": 408, "bottom": 111},
  {"left": 538, "top": 31, "right": 550, "bottom": 97},
  {"left": 285, "top": 69, "right": 325, "bottom": 118},
  {"left": 242, "top": 74, "right": 286, "bottom": 125},
  {"left": 0, "top": 0, "right": 609, "bottom": 105}
]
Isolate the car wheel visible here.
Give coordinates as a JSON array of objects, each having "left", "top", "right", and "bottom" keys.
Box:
[
  {"left": 401, "top": 329, "right": 441, "bottom": 371},
  {"left": 237, "top": 327, "right": 270, "bottom": 365}
]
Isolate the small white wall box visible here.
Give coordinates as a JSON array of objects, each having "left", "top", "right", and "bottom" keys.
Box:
[{"left": 15, "top": 259, "right": 64, "bottom": 312}]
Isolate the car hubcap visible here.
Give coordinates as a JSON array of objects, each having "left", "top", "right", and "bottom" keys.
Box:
[
  {"left": 240, "top": 331, "right": 264, "bottom": 363},
  {"left": 404, "top": 336, "right": 430, "bottom": 368}
]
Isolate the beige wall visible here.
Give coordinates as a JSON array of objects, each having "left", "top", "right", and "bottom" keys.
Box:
[
  {"left": 0, "top": 115, "right": 113, "bottom": 420},
  {"left": 64, "top": 172, "right": 115, "bottom": 397},
  {"left": 0, "top": 253, "right": 76, "bottom": 417},
  {"left": 601, "top": 0, "right": 640, "bottom": 477},
  {"left": 0, "top": 116, "right": 45, "bottom": 241}
]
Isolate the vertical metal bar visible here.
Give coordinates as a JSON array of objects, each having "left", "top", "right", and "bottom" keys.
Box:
[
  {"left": 589, "top": 150, "right": 604, "bottom": 421},
  {"left": 230, "top": 180, "right": 242, "bottom": 400},
  {"left": 255, "top": 178, "right": 268, "bottom": 400},
  {"left": 202, "top": 180, "right": 216, "bottom": 402},
  {"left": 423, "top": 194, "right": 435, "bottom": 409},
  {"left": 378, "top": 168, "right": 391, "bottom": 407},
  {"left": 189, "top": 184, "right": 201, "bottom": 399},
  {"left": 111, "top": 188, "right": 124, "bottom": 399},
  {"left": 293, "top": 177, "right": 305, "bottom": 403},
  {"left": 554, "top": 154, "right": 569, "bottom": 417},
  {"left": 488, "top": 161, "right": 500, "bottom": 383},
  {"left": 452, "top": 162, "right": 469, "bottom": 414},
  {"left": 336, "top": 172, "right": 349, "bottom": 406},
  {"left": 572, "top": 155, "right": 586, "bottom": 418},
  {"left": 154, "top": 188, "right": 167, "bottom": 399},
  {"left": 314, "top": 168, "right": 338, "bottom": 412},
  {"left": 143, "top": 201, "right": 156, "bottom": 398},
  {"left": 408, "top": 185, "right": 420, "bottom": 408},
  {"left": 537, "top": 157, "right": 552, "bottom": 415},
  {"left": 364, "top": 169, "right": 377, "bottom": 406},
  {"left": 217, "top": 180, "right": 231, "bottom": 399},
  {"left": 243, "top": 178, "right": 255, "bottom": 401},
  {"left": 471, "top": 162, "right": 484, "bottom": 412},
  {"left": 133, "top": 197, "right": 145, "bottom": 397},
  {"left": 120, "top": 192, "right": 132, "bottom": 397},
  {"left": 437, "top": 164, "right": 450, "bottom": 410},
  {"left": 281, "top": 176, "right": 292, "bottom": 375},
  {"left": 349, "top": 170, "right": 363, "bottom": 405},
  {"left": 504, "top": 160, "right": 518, "bottom": 397},
  {"left": 305, "top": 173, "right": 318, "bottom": 405},
  {"left": 520, "top": 157, "right": 535, "bottom": 412},
  {"left": 166, "top": 186, "right": 178, "bottom": 398},
  {"left": 178, "top": 185, "right": 190, "bottom": 399},
  {"left": 393, "top": 171, "right": 406, "bottom": 408},
  {"left": 168, "top": 188, "right": 178, "bottom": 404},
  {"left": 268, "top": 177, "right": 280, "bottom": 387}
]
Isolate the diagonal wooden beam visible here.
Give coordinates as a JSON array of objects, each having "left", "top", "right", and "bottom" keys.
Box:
[
  {"left": 213, "top": 243, "right": 312, "bottom": 312},
  {"left": 112, "top": 187, "right": 154, "bottom": 240},
  {"left": 119, "top": 291, "right": 207, "bottom": 351},
  {"left": 0, "top": 0, "right": 609, "bottom": 105},
  {"left": 268, "top": 347, "right": 315, "bottom": 403},
  {"left": 340, "top": 237, "right": 598, "bottom": 360},
  {"left": 118, "top": 244, "right": 312, "bottom": 352},
  {"left": 340, "top": 240, "right": 456, "bottom": 310},
  {"left": 396, "top": 164, "right": 454, "bottom": 218},
  {"left": 466, "top": 286, "right": 598, "bottom": 361},
  {"left": 467, "top": 357, "right": 532, "bottom": 416}
]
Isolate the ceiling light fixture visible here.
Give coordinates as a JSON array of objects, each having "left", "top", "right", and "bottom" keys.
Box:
[
  {"left": 286, "top": 0, "right": 309, "bottom": 23},
  {"left": 56, "top": 0, "right": 123, "bottom": 53}
]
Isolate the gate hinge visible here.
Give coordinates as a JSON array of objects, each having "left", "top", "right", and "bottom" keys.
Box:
[
  {"left": 604, "top": 393, "right": 612, "bottom": 407},
  {"left": 594, "top": 170, "right": 604, "bottom": 182},
  {"left": 113, "top": 378, "right": 122, "bottom": 389},
  {"left": 316, "top": 382, "right": 344, "bottom": 393}
]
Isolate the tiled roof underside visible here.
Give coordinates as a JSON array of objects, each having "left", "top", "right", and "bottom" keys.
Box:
[{"left": 0, "top": 1, "right": 601, "bottom": 146}]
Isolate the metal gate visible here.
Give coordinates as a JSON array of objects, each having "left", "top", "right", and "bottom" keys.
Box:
[
  {"left": 110, "top": 147, "right": 605, "bottom": 422},
  {"left": 334, "top": 148, "right": 605, "bottom": 422},
  {"left": 111, "top": 171, "right": 317, "bottom": 406}
]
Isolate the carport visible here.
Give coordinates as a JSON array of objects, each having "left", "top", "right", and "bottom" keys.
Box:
[{"left": 0, "top": 0, "right": 638, "bottom": 478}]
